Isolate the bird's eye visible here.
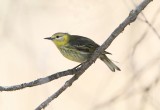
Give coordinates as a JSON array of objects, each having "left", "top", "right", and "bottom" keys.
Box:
[{"left": 56, "top": 36, "right": 60, "bottom": 38}]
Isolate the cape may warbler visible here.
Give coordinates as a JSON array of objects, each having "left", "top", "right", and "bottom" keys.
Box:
[{"left": 44, "top": 32, "right": 120, "bottom": 72}]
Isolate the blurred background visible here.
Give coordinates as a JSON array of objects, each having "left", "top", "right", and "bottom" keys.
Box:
[{"left": 0, "top": 0, "right": 160, "bottom": 110}]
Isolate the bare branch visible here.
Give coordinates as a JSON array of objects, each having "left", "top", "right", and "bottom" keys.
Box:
[
  {"left": 35, "top": 71, "right": 83, "bottom": 110},
  {"left": 35, "top": 0, "right": 153, "bottom": 109},
  {"left": 0, "top": 68, "right": 76, "bottom": 91},
  {"left": 0, "top": 0, "right": 153, "bottom": 110}
]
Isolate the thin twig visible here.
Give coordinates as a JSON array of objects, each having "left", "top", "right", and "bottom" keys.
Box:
[
  {"left": 0, "top": 68, "right": 76, "bottom": 91},
  {"left": 141, "top": 12, "right": 160, "bottom": 39},
  {"left": 131, "top": 6, "right": 160, "bottom": 56}
]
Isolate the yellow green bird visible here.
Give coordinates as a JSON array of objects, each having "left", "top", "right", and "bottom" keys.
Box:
[{"left": 44, "top": 32, "right": 120, "bottom": 72}]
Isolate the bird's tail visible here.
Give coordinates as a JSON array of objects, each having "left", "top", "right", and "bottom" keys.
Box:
[{"left": 99, "top": 54, "right": 121, "bottom": 72}]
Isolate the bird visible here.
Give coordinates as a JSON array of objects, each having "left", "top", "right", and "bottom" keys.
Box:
[{"left": 44, "top": 32, "right": 120, "bottom": 72}]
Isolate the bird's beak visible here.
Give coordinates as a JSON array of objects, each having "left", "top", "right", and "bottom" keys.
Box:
[{"left": 44, "top": 37, "right": 54, "bottom": 40}]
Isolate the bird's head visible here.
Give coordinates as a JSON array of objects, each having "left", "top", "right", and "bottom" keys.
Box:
[{"left": 44, "top": 32, "right": 70, "bottom": 47}]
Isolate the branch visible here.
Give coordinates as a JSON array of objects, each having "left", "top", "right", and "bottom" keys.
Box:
[
  {"left": 0, "top": 68, "right": 77, "bottom": 91},
  {"left": 35, "top": 0, "right": 153, "bottom": 109},
  {"left": 0, "top": 0, "right": 153, "bottom": 109},
  {"left": 35, "top": 72, "right": 83, "bottom": 110}
]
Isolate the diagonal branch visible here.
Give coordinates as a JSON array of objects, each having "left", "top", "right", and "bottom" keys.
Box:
[
  {"left": 35, "top": 71, "right": 83, "bottom": 110},
  {"left": 35, "top": 0, "right": 153, "bottom": 109},
  {"left": 0, "top": 0, "right": 153, "bottom": 110}
]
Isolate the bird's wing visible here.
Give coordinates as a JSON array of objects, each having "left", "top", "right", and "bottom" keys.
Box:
[
  {"left": 68, "top": 35, "right": 112, "bottom": 54},
  {"left": 68, "top": 35, "right": 99, "bottom": 53}
]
